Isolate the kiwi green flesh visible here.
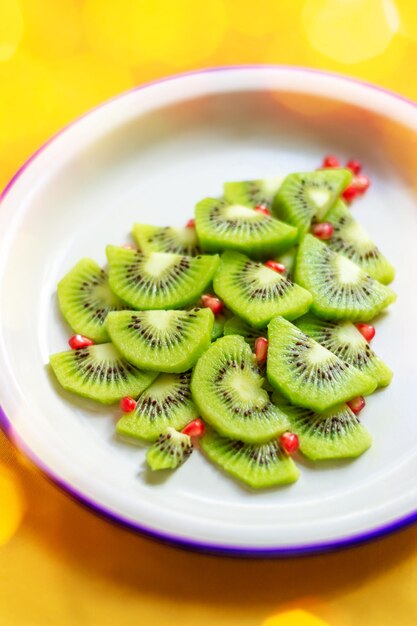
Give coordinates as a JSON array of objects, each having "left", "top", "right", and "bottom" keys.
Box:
[
  {"left": 272, "top": 393, "right": 372, "bottom": 460},
  {"left": 273, "top": 246, "right": 298, "bottom": 281},
  {"left": 57, "top": 258, "right": 127, "bottom": 343},
  {"left": 325, "top": 201, "right": 395, "bottom": 284},
  {"left": 146, "top": 427, "right": 193, "bottom": 470},
  {"left": 223, "top": 316, "right": 265, "bottom": 349},
  {"left": 200, "top": 428, "right": 299, "bottom": 489},
  {"left": 107, "top": 308, "right": 214, "bottom": 373},
  {"left": 295, "top": 313, "right": 392, "bottom": 388},
  {"left": 117, "top": 372, "right": 198, "bottom": 442},
  {"left": 294, "top": 235, "right": 396, "bottom": 322},
  {"left": 191, "top": 335, "right": 290, "bottom": 443},
  {"left": 213, "top": 251, "right": 312, "bottom": 329},
  {"left": 106, "top": 245, "right": 219, "bottom": 310},
  {"left": 211, "top": 309, "right": 232, "bottom": 341},
  {"left": 267, "top": 317, "right": 377, "bottom": 412},
  {"left": 195, "top": 197, "right": 298, "bottom": 259},
  {"left": 133, "top": 223, "right": 201, "bottom": 256},
  {"left": 49, "top": 343, "right": 158, "bottom": 404},
  {"left": 272, "top": 168, "right": 352, "bottom": 238},
  {"left": 223, "top": 175, "right": 284, "bottom": 208}
]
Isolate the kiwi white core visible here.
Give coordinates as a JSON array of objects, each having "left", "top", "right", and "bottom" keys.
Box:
[
  {"left": 307, "top": 342, "right": 334, "bottom": 364},
  {"left": 343, "top": 219, "right": 374, "bottom": 246},
  {"left": 308, "top": 188, "right": 330, "bottom": 209},
  {"left": 94, "top": 283, "right": 123, "bottom": 306},
  {"left": 336, "top": 322, "right": 366, "bottom": 346},
  {"left": 90, "top": 343, "right": 121, "bottom": 360},
  {"left": 144, "top": 253, "right": 178, "bottom": 276},
  {"left": 144, "top": 309, "right": 177, "bottom": 330},
  {"left": 228, "top": 370, "right": 262, "bottom": 402},
  {"left": 257, "top": 265, "right": 284, "bottom": 285},
  {"left": 226, "top": 205, "right": 259, "bottom": 219},
  {"left": 336, "top": 255, "right": 362, "bottom": 284},
  {"left": 262, "top": 175, "right": 284, "bottom": 195}
]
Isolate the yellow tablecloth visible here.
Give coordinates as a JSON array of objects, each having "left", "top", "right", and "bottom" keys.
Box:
[{"left": 1, "top": 2, "right": 417, "bottom": 624}]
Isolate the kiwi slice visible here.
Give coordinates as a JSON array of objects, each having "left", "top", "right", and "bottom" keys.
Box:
[
  {"left": 325, "top": 200, "right": 395, "bottom": 284},
  {"left": 106, "top": 245, "right": 219, "bottom": 310},
  {"left": 295, "top": 313, "right": 392, "bottom": 388},
  {"left": 267, "top": 317, "right": 377, "bottom": 412},
  {"left": 294, "top": 235, "right": 396, "bottom": 321},
  {"left": 213, "top": 251, "right": 312, "bottom": 328},
  {"left": 57, "top": 258, "right": 127, "bottom": 342},
  {"left": 223, "top": 175, "right": 284, "bottom": 208},
  {"left": 116, "top": 372, "right": 198, "bottom": 441},
  {"left": 272, "top": 393, "right": 372, "bottom": 460},
  {"left": 49, "top": 343, "right": 157, "bottom": 404},
  {"left": 272, "top": 169, "right": 352, "bottom": 238},
  {"left": 132, "top": 223, "right": 200, "bottom": 256},
  {"left": 274, "top": 246, "right": 298, "bottom": 281},
  {"left": 200, "top": 427, "right": 299, "bottom": 489},
  {"left": 223, "top": 316, "right": 264, "bottom": 349},
  {"left": 211, "top": 309, "right": 231, "bottom": 341},
  {"left": 146, "top": 427, "right": 193, "bottom": 470},
  {"left": 191, "top": 335, "right": 290, "bottom": 443},
  {"left": 107, "top": 308, "right": 213, "bottom": 373},
  {"left": 195, "top": 197, "right": 298, "bottom": 259}
]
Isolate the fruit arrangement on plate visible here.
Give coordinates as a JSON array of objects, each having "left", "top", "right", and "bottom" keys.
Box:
[{"left": 50, "top": 156, "right": 396, "bottom": 490}]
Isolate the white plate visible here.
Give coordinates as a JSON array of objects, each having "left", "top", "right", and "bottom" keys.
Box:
[{"left": 1, "top": 67, "right": 417, "bottom": 556}]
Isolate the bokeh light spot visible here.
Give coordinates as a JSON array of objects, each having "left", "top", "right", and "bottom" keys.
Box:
[
  {"left": 302, "top": 0, "right": 399, "bottom": 64},
  {"left": 0, "top": 0, "right": 24, "bottom": 62},
  {"left": 263, "top": 609, "right": 329, "bottom": 626},
  {"left": 0, "top": 464, "right": 25, "bottom": 546}
]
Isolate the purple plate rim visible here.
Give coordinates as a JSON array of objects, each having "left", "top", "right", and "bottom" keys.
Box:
[{"left": 0, "top": 65, "right": 416, "bottom": 557}]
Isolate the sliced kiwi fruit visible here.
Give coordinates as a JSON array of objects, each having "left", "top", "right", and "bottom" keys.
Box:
[
  {"left": 295, "top": 313, "right": 392, "bottom": 388},
  {"left": 200, "top": 427, "right": 299, "bottom": 489},
  {"left": 106, "top": 245, "right": 219, "bottom": 310},
  {"left": 195, "top": 197, "right": 298, "bottom": 259},
  {"left": 267, "top": 317, "right": 377, "bottom": 412},
  {"left": 57, "top": 258, "right": 127, "bottom": 342},
  {"left": 272, "top": 169, "right": 352, "bottom": 238},
  {"left": 223, "top": 175, "right": 284, "bottom": 208},
  {"left": 213, "top": 251, "right": 312, "bottom": 328},
  {"left": 211, "top": 309, "right": 231, "bottom": 341},
  {"left": 116, "top": 371, "right": 198, "bottom": 441},
  {"left": 132, "top": 223, "right": 200, "bottom": 256},
  {"left": 49, "top": 343, "right": 157, "bottom": 404},
  {"left": 325, "top": 200, "right": 395, "bottom": 284},
  {"left": 223, "top": 316, "right": 264, "bottom": 349},
  {"left": 191, "top": 335, "right": 290, "bottom": 443},
  {"left": 272, "top": 393, "right": 372, "bottom": 460},
  {"left": 294, "top": 235, "right": 396, "bottom": 321},
  {"left": 273, "top": 246, "right": 298, "bottom": 281},
  {"left": 107, "top": 308, "right": 213, "bottom": 373},
  {"left": 146, "top": 427, "right": 193, "bottom": 470}
]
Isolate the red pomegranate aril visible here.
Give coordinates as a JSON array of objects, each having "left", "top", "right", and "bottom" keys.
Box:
[
  {"left": 254, "top": 337, "right": 268, "bottom": 364},
  {"left": 68, "top": 334, "right": 94, "bottom": 350},
  {"left": 355, "top": 323, "right": 375, "bottom": 342},
  {"left": 342, "top": 184, "right": 359, "bottom": 203},
  {"left": 353, "top": 174, "right": 370, "bottom": 194},
  {"left": 254, "top": 204, "right": 270, "bottom": 215},
  {"left": 201, "top": 294, "right": 224, "bottom": 316},
  {"left": 182, "top": 418, "right": 205, "bottom": 437},
  {"left": 322, "top": 155, "right": 340, "bottom": 168},
  {"left": 346, "top": 159, "right": 362, "bottom": 175},
  {"left": 186, "top": 218, "right": 195, "bottom": 228},
  {"left": 311, "top": 222, "right": 334, "bottom": 240},
  {"left": 120, "top": 396, "right": 136, "bottom": 413},
  {"left": 347, "top": 396, "right": 365, "bottom": 415},
  {"left": 265, "top": 260, "right": 286, "bottom": 274},
  {"left": 280, "top": 432, "right": 300, "bottom": 455}
]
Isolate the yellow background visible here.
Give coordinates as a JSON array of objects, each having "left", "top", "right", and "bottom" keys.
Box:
[{"left": 1, "top": 1, "right": 417, "bottom": 624}]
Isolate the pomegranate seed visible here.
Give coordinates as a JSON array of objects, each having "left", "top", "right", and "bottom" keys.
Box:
[
  {"left": 347, "top": 396, "right": 366, "bottom": 415},
  {"left": 346, "top": 159, "right": 362, "bottom": 175},
  {"left": 254, "top": 204, "right": 270, "bottom": 215},
  {"left": 68, "top": 334, "right": 94, "bottom": 349},
  {"left": 201, "top": 294, "right": 224, "bottom": 316},
  {"left": 353, "top": 174, "right": 370, "bottom": 194},
  {"left": 186, "top": 218, "right": 195, "bottom": 228},
  {"left": 355, "top": 323, "right": 375, "bottom": 342},
  {"left": 120, "top": 396, "right": 136, "bottom": 412},
  {"left": 342, "top": 184, "right": 359, "bottom": 203},
  {"left": 280, "top": 432, "right": 300, "bottom": 454},
  {"left": 265, "top": 260, "right": 286, "bottom": 274},
  {"left": 254, "top": 337, "right": 268, "bottom": 365},
  {"left": 182, "top": 418, "right": 205, "bottom": 437},
  {"left": 322, "top": 155, "right": 340, "bottom": 168},
  {"left": 311, "top": 222, "right": 334, "bottom": 240},
  {"left": 121, "top": 243, "right": 136, "bottom": 250}
]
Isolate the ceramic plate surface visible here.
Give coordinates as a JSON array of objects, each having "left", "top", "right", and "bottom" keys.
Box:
[{"left": 1, "top": 67, "right": 417, "bottom": 556}]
